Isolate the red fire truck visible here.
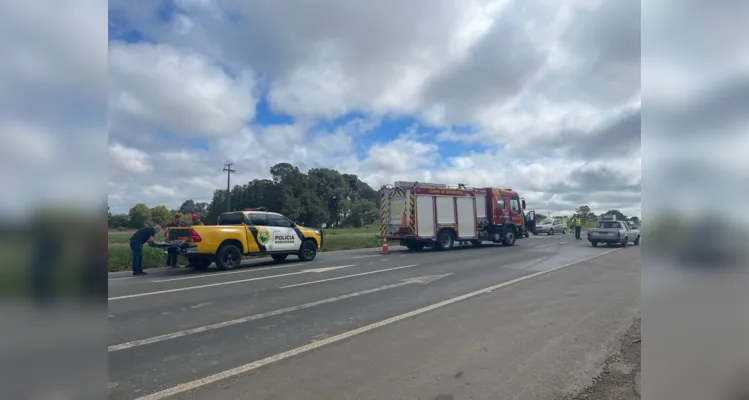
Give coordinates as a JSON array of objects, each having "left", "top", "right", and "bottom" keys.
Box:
[{"left": 377, "top": 181, "right": 536, "bottom": 251}]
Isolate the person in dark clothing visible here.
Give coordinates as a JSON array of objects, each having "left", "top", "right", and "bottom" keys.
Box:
[
  {"left": 165, "top": 215, "right": 186, "bottom": 268},
  {"left": 130, "top": 224, "right": 162, "bottom": 276}
]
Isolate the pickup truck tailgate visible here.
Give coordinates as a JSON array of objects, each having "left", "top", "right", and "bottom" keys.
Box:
[{"left": 167, "top": 228, "right": 191, "bottom": 241}]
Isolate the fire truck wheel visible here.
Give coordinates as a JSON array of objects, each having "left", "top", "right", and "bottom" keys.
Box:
[
  {"left": 436, "top": 229, "right": 455, "bottom": 251},
  {"left": 502, "top": 226, "right": 517, "bottom": 246}
]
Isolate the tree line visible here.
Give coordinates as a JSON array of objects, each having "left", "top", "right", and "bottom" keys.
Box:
[
  {"left": 536, "top": 206, "right": 640, "bottom": 225},
  {"left": 108, "top": 163, "right": 381, "bottom": 230},
  {"left": 108, "top": 162, "right": 639, "bottom": 230}
]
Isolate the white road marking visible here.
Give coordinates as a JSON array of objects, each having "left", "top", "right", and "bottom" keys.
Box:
[
  {"left": 108, "top": 265, "right": 356, "bottom": 301},
  {"left": 152, "top": 264, "right": 302, "bottom": 282},
  {"left": 134, "top": 248, "right": 620, "bottom": 400},
  {"left": 108, "top": 273, "right": 452, "bottom": 352},
  {"left": 279, "top": 264, "right": 420, "bottom": 289},
  {"left": 351, "top": 255, "right": 380, "bottom": 259},
  {"left": 534, "top": 241, "right": 569, "bottom": 248},
  {"left": 108, "top": 276, "right": 135, "bottom": 281}
]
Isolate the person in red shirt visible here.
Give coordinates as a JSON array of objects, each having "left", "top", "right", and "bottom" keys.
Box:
[{"left": 191, "top": 214, "right": 204, "bottom": 226}]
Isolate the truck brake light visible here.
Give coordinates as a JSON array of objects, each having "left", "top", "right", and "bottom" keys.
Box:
[{"left": 189, "top": 229, "right": 202, "bottom": 242}]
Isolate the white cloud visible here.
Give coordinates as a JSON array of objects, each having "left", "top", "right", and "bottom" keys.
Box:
[
  {"left": 143, "top": 184, "right": 178, "bottom": 198},
  {"left": 109, "top": 41, "right": 258, "bottom": 137},
  {"left": 109, "top": 142, "right": 152, "bottom": 174},
  {"left": 105, "top": 0, "right": 644, "bottom": 217}
]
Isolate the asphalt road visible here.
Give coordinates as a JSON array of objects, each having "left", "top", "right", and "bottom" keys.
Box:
[{"left": 108, "top": 233, "right": 640, "bottom": 400}]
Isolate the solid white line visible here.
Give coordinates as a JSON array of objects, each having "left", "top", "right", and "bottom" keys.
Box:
[
  {"left": 133, "top": 248, "right": 620, "bottom": 400},
  {"left": 534, "top": 241, "right": 569, "bottom": 248},
  {"left": 279, "top": 264, "right": 420, "bottom": 289},
  {"left": 108, "top": 265, "right": 356, "bottom": 301},
  {"left": 108, "top": 273, "right": 452, "bottom": 352},
  {"left": 152, "top": 264, "right": 302, "bottom": 282},
  {"left": 108, "top": 276, "right": 135, "bottom": 281},
  {"left": 351, "top": 255, "right": 380, "bottom": 259}
]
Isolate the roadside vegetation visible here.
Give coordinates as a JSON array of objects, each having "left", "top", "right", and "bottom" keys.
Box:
[{"left": 108, "top": 234, "right": 382, "bottom": 272}]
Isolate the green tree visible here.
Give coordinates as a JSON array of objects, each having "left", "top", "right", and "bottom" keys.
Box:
[
  {"left": 128, "top": 203, "right": 152, "bottom": 229},
  {"left": 179, "top": 199, "right": 197, "bottom": 214},
  {"left": 603, "top": 209, "right": 628, "bottom": 221},
  {"left": 108, "top": 213, "right": 129, "bottom": 229},
  {"left": 150, "top": 205, "right": 171, "bottom": 226}
]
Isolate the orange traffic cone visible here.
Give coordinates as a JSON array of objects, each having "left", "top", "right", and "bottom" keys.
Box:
[{"left": 381, "top": 237, "right": 389, "bottom": 254}]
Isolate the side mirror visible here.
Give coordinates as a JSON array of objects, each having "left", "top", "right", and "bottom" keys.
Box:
[
  {"left": 521, "top": 199, "right": 526, "bottom": 209},
  {"left": 290, "top": 221, "right": 296, "bottom": 227}
]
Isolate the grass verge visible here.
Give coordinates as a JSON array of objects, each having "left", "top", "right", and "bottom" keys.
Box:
[
  {"left": 322, "top": 226, "right": 378, "bottom": 235},
  {"left": 108, "top": 234, "right": 381, "bottom": 272}
]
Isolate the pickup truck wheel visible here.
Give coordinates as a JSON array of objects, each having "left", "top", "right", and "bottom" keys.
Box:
[
  {"left": 502, "top": 227, "right": 516, "bottom": 246},
  {"left": 298, "top": 239, "right": 318, "bottom": 261},
  {"left": 634, "top": 235, "right": 640, "bottom": 245},
  {"left": 216, "top": 245, "right": 242, "bottom": 270},
  {"left": 271, "top": 254, "right": 288, "bottom": 262}
]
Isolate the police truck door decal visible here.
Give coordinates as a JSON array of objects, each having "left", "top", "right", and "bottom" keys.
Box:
[{"left": 273, "top": 228, "right": 298, "bottom": 251}]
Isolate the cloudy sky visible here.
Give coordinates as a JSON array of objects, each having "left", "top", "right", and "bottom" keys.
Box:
[
  {"left": 0, "top": 0, "right": 644, "bottom": 218},
  {"left": 103, "top": 0, "right": 642, "bottom": 216}
]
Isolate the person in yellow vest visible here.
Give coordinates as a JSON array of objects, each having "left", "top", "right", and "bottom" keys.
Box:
[{"left": 574, "top": 216, "right": 582, "bottom": 239}]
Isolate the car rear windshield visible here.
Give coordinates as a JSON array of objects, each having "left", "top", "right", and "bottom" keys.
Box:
[{"left": 597, "top": 221, "right": 621, "bottom": 229}]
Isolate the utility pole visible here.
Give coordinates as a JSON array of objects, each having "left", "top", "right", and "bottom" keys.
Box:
[{"left": 223, "top": 162, "right": 235, "bottom": 212}]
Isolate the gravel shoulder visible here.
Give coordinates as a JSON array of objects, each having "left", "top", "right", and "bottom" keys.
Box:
[{"left": 566, "top": 317, "right": 641, "bottom": 400}]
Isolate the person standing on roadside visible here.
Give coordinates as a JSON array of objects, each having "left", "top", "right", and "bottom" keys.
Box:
[
  {"left": 574, "top": 216, "right": 582, "bottom": 239},
  {"left": 191, "top": 213, "right": 204, "bottom": 226},
  {"left": 165, "top": 214, "right": 186, "bottom": 268},
  {"left": 130, "top": 224, "right": 162, "bottom": 276}
]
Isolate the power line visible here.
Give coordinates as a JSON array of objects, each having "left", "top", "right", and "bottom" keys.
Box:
[{"left": 223, "top": 161, "right": 236, "bottom": 212}]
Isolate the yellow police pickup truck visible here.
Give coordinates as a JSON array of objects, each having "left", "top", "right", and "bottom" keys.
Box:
[{"left": 162, "top": 209, "right": 324, "bottom": 270}]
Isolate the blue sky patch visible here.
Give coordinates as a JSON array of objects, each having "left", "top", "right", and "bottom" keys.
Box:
[{"left": 155, "top": 0, "right": 177, "bottom": 22}]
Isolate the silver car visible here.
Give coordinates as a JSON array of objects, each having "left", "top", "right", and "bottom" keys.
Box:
[{"left": 535, "top": 219, "right": 567, "bottom": 235}]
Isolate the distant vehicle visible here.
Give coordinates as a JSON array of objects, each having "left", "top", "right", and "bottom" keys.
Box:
[
  {"left": 587, "top": 215, "right": 640, "bottom": 247},
  {"left": 534, "top": 218, "right": 567, "bottom": 235},
  {"left": 377, "top": 181, "right": 534, "bottom": 251},
  {"left": 157, "top": 210, "right": 324, "bottom": 270}
]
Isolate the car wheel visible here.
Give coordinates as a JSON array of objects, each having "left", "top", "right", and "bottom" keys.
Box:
[
  {"left": 634, "top": 235, "right": 640, "bottom": 245},
  {"left": 216, "top": 244, "right": 242, "bottom": 271},
  {"left": 298, "top": 239, "right": 318, "bottom": 261},
  {"left": 548, "top": 228, "right": 554, "bottom": 235},
  {"left": 621, "top": 237, "right": 628, "bottom": 247},
  {"left": 591, "top": 241, "right": 598, "bottom": 247}
]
